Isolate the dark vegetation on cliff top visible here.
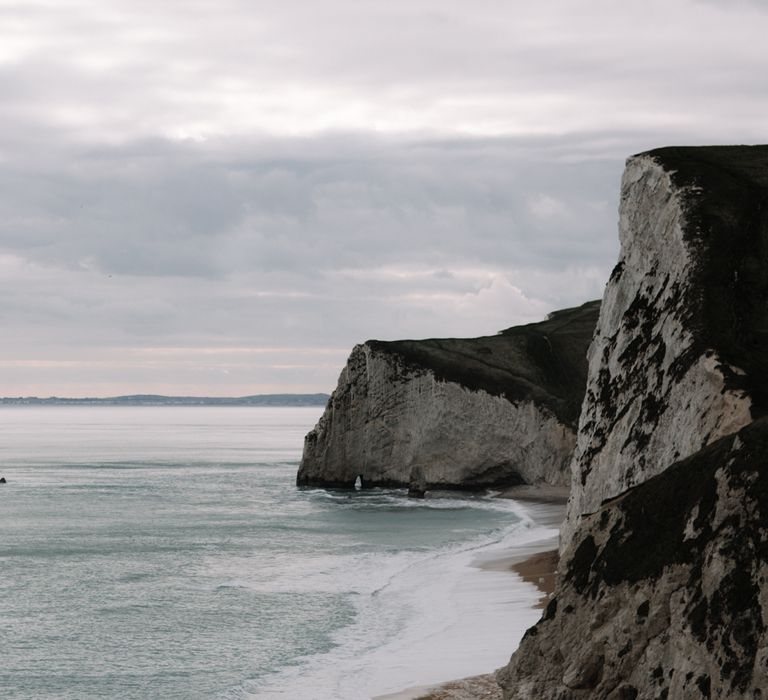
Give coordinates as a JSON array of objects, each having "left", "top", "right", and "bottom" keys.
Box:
[
  {"left": 366, "top": 299, "right": 600, "bottom": 427},
  {"left": 644, "top": 145, "right": 768, "bottom": 418}
]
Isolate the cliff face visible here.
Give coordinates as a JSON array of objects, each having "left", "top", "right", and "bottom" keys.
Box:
[
  {"left": 499, "top": 418, "right": 768, "bottom": 699},
  {"left": 562, "top": 148, "right": 768, "bottom": 546},
  {"left": 501, "top": 146, "right": 768, "bottom": 697},
  {"left": 297, "top": 301, "right": 600, "bottom": 490}
]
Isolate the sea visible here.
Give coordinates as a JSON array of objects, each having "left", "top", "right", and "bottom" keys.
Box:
[{"left": 0, "top": 406, "right": 557, "bottom": 700}]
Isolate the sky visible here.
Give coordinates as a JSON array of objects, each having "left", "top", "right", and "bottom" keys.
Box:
[{"left": 1, "top": 0, "right": 767, "bottom": 396}]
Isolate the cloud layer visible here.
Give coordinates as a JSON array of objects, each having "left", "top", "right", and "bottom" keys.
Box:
[{"left": 0, "top": 0, "right": 766, "bottom": 394}]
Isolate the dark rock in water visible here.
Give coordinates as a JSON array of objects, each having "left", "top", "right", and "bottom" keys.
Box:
[
  {"left": 0, "top": 477, "right": 5, "bottom": 483},
  {"left": 407, "top": 484, "right": 426, "bottom": 499},
  {"left": 297, "top": 301, "right": 600, "bottom": 491}
]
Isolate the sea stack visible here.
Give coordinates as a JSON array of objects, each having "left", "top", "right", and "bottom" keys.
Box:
[
  {"left": 297, "top": 301, "right": 600, "bottom": 491},
  {"left": 499, "top": 146, "right": 768, "bottom": 698}
]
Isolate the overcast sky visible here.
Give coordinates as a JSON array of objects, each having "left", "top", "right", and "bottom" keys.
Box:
[{"left": 1, "top": 0, "right": 767, "bottom": 396}]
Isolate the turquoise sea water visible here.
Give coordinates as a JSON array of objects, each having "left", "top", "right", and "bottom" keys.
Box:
[{"left": 0, "top": 406, "right": 547, "bottom": 700}]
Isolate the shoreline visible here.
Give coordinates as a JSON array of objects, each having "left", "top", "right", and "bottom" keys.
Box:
[{"left": 374, "top": 492, "right": 564, "bottom": 700}]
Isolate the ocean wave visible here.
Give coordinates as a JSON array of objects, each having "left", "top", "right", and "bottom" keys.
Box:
[{"left": 240, "top": 502, "right": 555, "bottom": 700}]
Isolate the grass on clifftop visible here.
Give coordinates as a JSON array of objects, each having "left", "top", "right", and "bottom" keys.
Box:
[{"left": 366, "top": 299, "right": 600, "bottom": 427}]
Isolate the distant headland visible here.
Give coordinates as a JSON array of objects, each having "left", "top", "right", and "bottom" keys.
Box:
[{"left": 0, "top": 394, "right": 330, "bottom": 407}]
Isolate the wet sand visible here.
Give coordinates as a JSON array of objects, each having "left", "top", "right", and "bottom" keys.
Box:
[{"left": 510, "top": 549, "right": 557, "bottom": 606}]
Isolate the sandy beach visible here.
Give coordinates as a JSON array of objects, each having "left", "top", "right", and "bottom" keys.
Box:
[{"left": 374, "top": 493, "right": 564, "bottom": 700}]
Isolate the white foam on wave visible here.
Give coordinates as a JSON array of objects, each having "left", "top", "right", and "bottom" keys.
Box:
[
  {"left": 205, "top": 493, "right": 535, "bottom": 598},
  {"left": 315, "top": 488, "right": 530, "bottom": 514},
  {"left": 239, "top": 499, "right": 557, "bottom": 700}
]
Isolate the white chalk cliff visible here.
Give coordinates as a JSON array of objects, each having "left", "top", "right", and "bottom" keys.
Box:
[
  {"left": 500, "top": 146, "right": 768, "bottom": 698},
  {"left": 562, "top": 153, "right": 754, "bottom": 547},
  {"left": 297, "top": 302, "right": 600, "bottom": 491}
]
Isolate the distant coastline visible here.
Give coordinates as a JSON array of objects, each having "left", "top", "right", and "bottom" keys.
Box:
[{"left": 0, "top": 394, "right": 330, "bottom": 407}]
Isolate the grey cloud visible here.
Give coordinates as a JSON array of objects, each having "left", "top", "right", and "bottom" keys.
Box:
[
  {"left": 2, "top": 0, "right": 768, "bottom": 141},
  {"left": 1, "top": 0, "right": 766, "bottom": 395},
  {"left": 0, "top": 133, "right": 622, "bottom": 280}
]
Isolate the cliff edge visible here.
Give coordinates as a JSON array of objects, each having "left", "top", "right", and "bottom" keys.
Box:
[
  {"left": 562, "top": 146, "right": 768, "bottom": 546},
  {"left": 501, "top": 146, "right": 768, "bottom": 697},
  {"left": 297, "top": 300, "right": 600, "bottom": 490}
]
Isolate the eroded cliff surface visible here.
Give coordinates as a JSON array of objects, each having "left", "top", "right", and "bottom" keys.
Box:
[
  {"left": 502, "top": 146, "right": 768, "bottom": 697},
  {"left": 563, "top": 146, "right": 768, "bottom": 546},
  {"left": 499, "top": 419, "right": 768, "bottom": 699},
  {"left": 297, "top": 301, "right": 599, "bottom": 490}
]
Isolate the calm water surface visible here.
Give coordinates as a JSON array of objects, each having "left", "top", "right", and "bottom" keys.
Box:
[{"left": 0, "top": 406, "right": 533, "bottom": 699}]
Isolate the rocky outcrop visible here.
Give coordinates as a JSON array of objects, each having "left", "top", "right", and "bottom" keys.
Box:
[
  {"left": 562, "top": 146, "right": 768, "bottom": 547},
  {"left": 501, "top": 146, "right": 768, "bottom": 697},
  {"left": 297, "top": 301, "right": 600, "bottom": 490},
  {"left": 499, "top": 418, "right": 768, "bottom": 699}
]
